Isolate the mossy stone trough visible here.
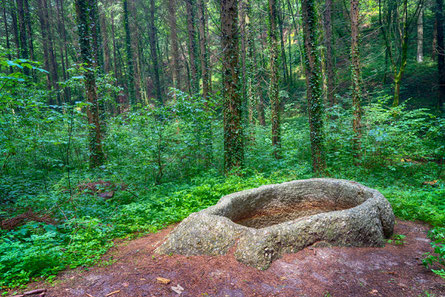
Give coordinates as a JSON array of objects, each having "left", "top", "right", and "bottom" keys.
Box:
[{"left": 155, "top": 178, "right": 395, "bottom": 270}]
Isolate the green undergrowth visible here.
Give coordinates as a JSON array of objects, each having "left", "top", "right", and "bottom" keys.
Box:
[{"left": 1, "top": 167, "right": 444, "bottom": 290}]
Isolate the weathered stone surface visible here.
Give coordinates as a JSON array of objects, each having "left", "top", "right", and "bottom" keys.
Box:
[{"left": 155, "top": 178, "right": 395, "bottom": 269}]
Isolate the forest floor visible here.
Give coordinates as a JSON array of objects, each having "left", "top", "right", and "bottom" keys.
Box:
[{"left": 13, "top": 220, "right": 445, "bottom": 297}]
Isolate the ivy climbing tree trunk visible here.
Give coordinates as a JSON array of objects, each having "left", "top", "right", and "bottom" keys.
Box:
[
  {"left": 351, "top": 0, "right": 362, "bottom": 163},
  {"left": 301, "top": 0, "right": 326, "bottom": 175},
  {"left": 123, "top": 0, "right": 136, "bottom": 105},
  {"left": 221, "top": 0, "right": 244, "bottom": 173},
  {"left": 75, "top": 0, "right": 105, "bottom": 168},
  {"left": 197, "top": 0, "right": 212, "bottom": 165},
  {"left": 324, "top": 0, "right": 335, "bottom": 106},
  {"left": 268, "top": 0, "right": 281, "bottom": 159},
  {"left": 437, "top": 0, "right": 445, "bottom": 111},
  {"left": 379, "top": 0, "right": 422, "bottom": 107}
]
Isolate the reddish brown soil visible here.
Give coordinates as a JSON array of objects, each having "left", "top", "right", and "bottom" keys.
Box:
[
  {"left": 235, "top": 201, "right": 354, "bottom": 229},
  {"left": 15, "top": 220, "right": 445, "bottom": 297}
]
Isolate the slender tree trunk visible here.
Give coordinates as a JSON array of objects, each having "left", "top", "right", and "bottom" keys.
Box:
[
  {"left": 100, "top": 6, "right": 110, "bottom": 73},
  {"left": 44, "top": 0, "right": 60, "bottom": 104},
  {"left": 75, "top": 0, "right": 104, "bottom": 168},
  {"left": 277, "top": 2, "right": 288, "bottom": 86},
  {"left": 23, "top": 0, "right": 34, "bottom": 62},
  {"left": 167, "top": 0, "right": 181, "bottom": 90},
  {"left": 198, "top": 0, "right": 212, "bottom": 164},
  {"left": 417, "top": 6, "right": 423, "bottom": 63},
  {"left": 433, "top": 19, "right": 438, "bottom": 60},
  {"left": 9, "top": 0, "right": 20, "bottom": 58},
  {"left": 16, "top": 0, "right": 29, "bottom": 75},
  {"left": 198, "top": 0, "right": 209, "bottom": 100},
  {"left": 37, "top": 0, "right": 52, "bottom": 97},
  {"left": 221, "top": 0, "right": 243, "bottom": 173},
  {"left": 268, "top": 0, "right": 281, "bottom": 159},
  {"left": 301, "top": 0, "right": 326, "bottom": 175},
  {"left": 240, "top": 0, "right": 248, "bottom": 126},
  {"left": 2, "top": 1, "right": 13, "bottom": 73},
  {"left": 185, "top": 0, "right": 199, "bottom": 94},
  {"left": 56, "top": 0, "right": 71, "bottom": 102},
  {"left": 351, "top": 0, "right": 362, "bottom": 163},
  {"left": 437, "top": 0, "right": 445, "bottom": 111},
  {"left": 324, "top": 0, "right": 335, "bottom": 106},
  {"left": 245, "top": 0, "right": 257, "bottom": 126},
  {"left": 123, "top": 0, "right": 136, "bottom": 105},
  {"left": 146, "top": 0, "right": 163, "bottom": 104}
]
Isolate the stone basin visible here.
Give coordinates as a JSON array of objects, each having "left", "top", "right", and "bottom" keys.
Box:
[{"left": 155, "top": 178, "right": 395, "bottom": 269}]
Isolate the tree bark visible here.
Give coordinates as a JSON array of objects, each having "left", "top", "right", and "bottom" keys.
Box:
[
  {"left": 9, "top": 0, "right": 20, "bottom": 58},
  {"left": 23, "top": 0, "right": 34, "bottom": 63},
  {"left": 221, "top": 0, "right": 243, "bottom": 173},
  {"left": 433, "top": 19, "right": 438, "bottom": 60},
  {"left": 323, "top": 0, "right": 335, "bottom": 106},
  {"left": 185, "top": 0, "right": 199, "bottom": 94},
  {"left": 167, "top": 0, "right": 181, "bottom": 90},
  {"left": 123, "top": 0, "right": 136, "bottom": 105},
  {"left": 16, "top": 0, "right": 29, "bottom": 75},
  {"left": 437, "top": 0, "right": 445, "bottom": 111},
  {"left": 351, "top": 0, "right": 362, "bottom": 163},
  {"left": 2, "top": 1, "right": 13, "bottom": 73},
  {"left": 301, "top": 0, "right": 326, "bottom": 175},
  {"left": 277, "top": 2, "right": 288, "bottom": 86},
  {"left": 75, "top": 0, "right": 105, "bottom": 168},
  {"left": 268, "top": 0, "right": 281, "bottom": 159},
  {"left": 417, "top": 5, "right": 423, "bottom": 63},
  {"left": 147, "top": 0, "right": 163, "bottom": 104}
]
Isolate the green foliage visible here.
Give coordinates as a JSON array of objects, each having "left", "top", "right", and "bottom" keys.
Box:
[
  {"left": 387, "top": 234, "right": 406, "bottom": 245},
  {"left": 0, "top": 54, "right": 444, "bottom": 290},
  {"left": 422, "top": 227, "right": 445, "bottom": 279}
]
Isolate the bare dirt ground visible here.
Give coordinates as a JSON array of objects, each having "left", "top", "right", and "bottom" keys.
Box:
[{"left": 15, "top": 220, "right": 445, "bottom": 297}]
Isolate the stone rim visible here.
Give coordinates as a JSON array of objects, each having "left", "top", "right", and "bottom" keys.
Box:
[{"left": 155, "top": 178, "right": 395, "bottom": 270}]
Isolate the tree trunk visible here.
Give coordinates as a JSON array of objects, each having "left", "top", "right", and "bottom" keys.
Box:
[
  {"left": 2, "top": 1, "right": 13, "bottom": 73},
  {"left": 123, "top": 0, "right": 136, "bottom": 105},
  {"left": 23, "top": 0, "right": 34, "bottom": 62},
  {"left": 167, "top": 0, "right": 181, "bottom": 90},
  {"left": 44, "top": 0, "right": 60, "bottom": 104},
  {"left": 9, "top": 0, "right": 20, "bottom": 58},
  {"left": 323, "top": 0, "right": 335, "bottom": 106},
  {"left": 198, "top": 0, "right": 209, "bottom": 100},
  {"left": 417, "top": 6, "right": 423, "bottom": 63},
  {"left": 75, "top": 0, "right": 105, "bottom": 168},
  {"left": 301, "top": 0, "right": 326, "bottom": 175},
  {"left": 55, "top": 0, "right": 71, "bottom": 103},
  {"left": 16, "top": 0, "right": 29, "bottom": 75},
  {"left": 351, "top": 0, "right": 362, "bottom": 163},
  {"left": 37, "top": 0, "right": 52, "bottom": 99},
  {"left": 147, "top": 0, "right": 163, "bottom": 104},
  {"left": 185, "top": 0, "right": 199, "bottom": 94},
  {"left": 221, "top": 0, "right": 243, "bottom": 173},
  {"left": 268, "top": 0, "right": 281, "bottom": 159},
  {"left": 437, "top": 0, "right": 445, "bottom": 111},
  {"left": 245, "top": 0, "right": 257, "bottom": 126},
  {"left": 433, "top": 19, "right": 438, "bottom": 60},
  {"left": 277, "top": 2, "right": 288, "bottom": 86},
  {"left": 100, "top": 5, "right": 110, "bottom": 73},
  {"left": 197, "top": 0, "right": 212, "bottom": 165}
]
